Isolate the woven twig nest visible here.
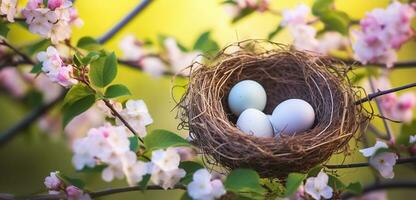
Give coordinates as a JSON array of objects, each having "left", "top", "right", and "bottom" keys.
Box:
[{"left": 178, "top": 40, "right": 369, "bottom": 178}]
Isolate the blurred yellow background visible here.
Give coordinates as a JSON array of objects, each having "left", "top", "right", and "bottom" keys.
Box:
[{"left": 1, "top": 0, "right": 415, "bottom": 199}]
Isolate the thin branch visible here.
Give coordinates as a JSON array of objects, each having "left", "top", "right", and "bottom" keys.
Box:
[
  {"left": 345, "top": 59, "right": 416, "bottom": 69},
  {"left": 324, "top": 156, "right": 416, "bottom": 169},
  {"left": 97, "top": 0, "right": 153, "bottom": 43},
  {"left": 367, "top": 124, "right": 389, "bottom": 140},
  {"left": 102, "top": 99, "right": 144, "bottom": 143},
  {"left": 355, "top": 82, "right": 416, "bottom": 105},
  {"left": 341, "top": 181, "right": 416, "bottom": 199},
  {"left": 0, "top": 185, "right": 186, "bottom": 200},
  {"left": 90, "top": 184, "right": 186, "bottom": 198},
  {"left": 0, "top": 91, "right": 66, "bottom": 146},
  {"left": 367, "top": 76, "right": 393, "bottom": 140},
  {"left": 0, "top": 39, "right": 35, "bottom": 65}
]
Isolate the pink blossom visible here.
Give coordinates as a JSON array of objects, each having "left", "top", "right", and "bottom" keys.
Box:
[
  {"left": 224, "top": 0, "right": 270, "bottom": 17},
  {"left": 0, "top": 67, "right": 29, "bottom": 98},
  {"left": 44, "top": 171, "right": 62, "bottom": 190},
  {"left": 0, "top": 0, "right": 17, "bottom": 22},
  {"left": 281, "top": 4, "right": 310, "bottom": 27},
  {"left": 353, "top": 2, "right": 415, "bottom": 67},
  {"left": 48, "top": 0, "right": 64, "bottom": 10},
  {"left": 66, "top": 186, "right": 91, "bottom": 200}
]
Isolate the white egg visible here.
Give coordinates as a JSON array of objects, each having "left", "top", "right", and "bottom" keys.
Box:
[
  {"left": 271, "top": 99, "right": 315, "bottom": 135},
  {"left": 236, "top": 108, "right": 274, "bottom": 138},
  {"left": 228, "top": 80, "right": 267, "bottom": 116}
]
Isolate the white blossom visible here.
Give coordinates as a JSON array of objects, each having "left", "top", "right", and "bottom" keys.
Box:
[
  {"left": 116, "top": 99, "right": 153, "bottom": 137},
  {"left": 151, "top": 148, "right": 181, "bottom": 172},
  {"left": 149, "top": 165, "right": 186, "bottom": 190},
  {"left": 304, "top": 171, "right": 333, "bottom": 200},
  {"left": 369, "top": 152, "right": 398, "bottom": 179},
  {"left": 164, "top": 37, "right": 202, "bottom": 76},
  {"left": 359, "top": 141, "right": 389, "bottom": 157},
  {"left": 0, "top": 0, "right": 17, "bottom": 22},
  {"left": 410, "top": 135, "right": 416, "bottom": 144},
  {"left": 281, "top": 4, "right": 310, "bottom": 27},
  {"left": 119, "top": 35, "right": 146, "bottom": 60},
  {"left": 187, "top": 169, "right": 226, "bottom": 200},
  {"left": 140, "top": 57, "right": 167, "bottom": 78}
]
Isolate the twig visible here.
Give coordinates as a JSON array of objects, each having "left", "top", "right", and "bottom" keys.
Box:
[
  {"left": 355, "top": 82, "right": 416, "bottom": 105},
  {"left": 0, "top": 39, "right": 35, "bottom": 65},
  {"left": 367, "top": 76, "right": 393, "bottom": 141},
  {"left": 367, "top": 124, "right": 389, "bottom": 140},
  {"left": 102, "top": 99, "right": 144, "bottom": 143},
  {"left": 324, "top": 156, "right": 416, "bottom": 169},
  {"left": 0, "top": 185, "right": 186, "bottom": 200},
  {"left": 0, "top": 91, "right": 66, "bottom": 146},
  {"left": 341, "top": 181, "right": 416, "bottom": 199},
  {"left": 89, "top": 184, "right": 186, "bottom": 198},
  {"left": 345, "top": 59, "right": 416, "bottom": 69},
  {"left": 97, "top": 0, "right": 153, "bottom": 43}
]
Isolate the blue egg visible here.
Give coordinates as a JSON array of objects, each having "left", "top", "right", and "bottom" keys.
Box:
[{"left": 228, "top": 80, "right": 267, "bottom": 116}]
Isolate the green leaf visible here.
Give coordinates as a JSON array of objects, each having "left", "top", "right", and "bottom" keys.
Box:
[
  {"left": 232, "top": 8, "right": 255, "bottom": 24},
  {"left": 139, "top": 174, "right": 151, "bottom": 189},
  {"left": 56, "top": 172, "right": 85, "bottom": 189},
  {"left": 328, "top": 174, "right": 346, "bottom": 190},
  {"left": 144, "top": 129, "right": 190, "bottom": 151},
  {"left": 268, "top": 25, "right": 283, "bottom": 40},
  {"left": 285, "top": 173, "right": 306, "bottom": 197},
  {"left": 24, "top": 39, "right": 51, "bottom": 56},
  {"left": 193, "top": 31, "right": 219, "bottom": 55},
  {"left": 307, "top": 166, "right": 323, "bottom": 178},
  {"left": 30, "top": 62, "right": 43, "bottom": 74},
  {"left": 399, "top": 120, "right": 416, "bottom": 145},
  {"left": 82, "top": 51, "right": 101, "bottom": 64},
  {"left": 63, "top": 84, "right": 95, "bottom": 106},
  {"left": 345, "top": 182, "right": 362, "bottom": 195},
  {"left": 319, "top": 10, "right": 350, "bottom": 35},
  {"left": 158, "top": 34, "right": 188, "bottom": 52},
  {"left": 63, "top": 95, "right": 96, "bottom": 127},
  {"left": 129, "top": 136, "right": 139, "bottom": 152},
  {"left": 89, "top": 52, "right": 118, "bottom": 88},
  {"left": 105, "top": 84, "right": 131, "bottom": 98},
  {"left": 312, "top": 0, "right": 334, "bottom": 16},
  {"left": 77, "top": 36, "right": 102, "bottom": 51},
  {"left": 0, "top": 23, "right": 10, "bottom": 38},
  {"left": 43, "top": 0, "right": 49, "bottom": 6},
  {"left": 73, "top": 53, "right": 83, "bottom": 67},
  {"left": 179, "top": 161, "right": 204, "bottom": 184},
  {"left": 224, "top": 169, "right": 266, "bottom": 195}
]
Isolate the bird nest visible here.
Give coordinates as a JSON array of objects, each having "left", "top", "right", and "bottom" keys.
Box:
[{"left": 177, "top": 40, "right": 369, "bottom": 178}]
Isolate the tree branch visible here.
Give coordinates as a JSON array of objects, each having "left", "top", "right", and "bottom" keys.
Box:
[
  {"left": 345, "top": 59, "right": 416, "bottom": 69},
  {"left": 355, "top": 82, "right": 416, "bottom": 105},
  {"left": 97, "top": 0, "right": 153, "bottom": 43},
  {"left": 324, "top": 156, "right": 416, "bottom": 169},
  {"left": 0, "top": 91, "right": 66, "bottom": 146},
  {"left": 0, "top": 185, "right": 186, "bottom": 200},
  {"left": 0, "top": 39, "right": 35, "bottom": 65},
  {"left": 341, "top": 181, "right": 416, "bottom": 199}
]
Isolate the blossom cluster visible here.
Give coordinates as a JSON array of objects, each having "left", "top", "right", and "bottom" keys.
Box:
[
  {"left": 37, "top": 46, "right": 78, "bottom": 88},
  {"left": 72, "top": 124, "right": 149, "bottom": 186},
  {"left": 44, "top": 171, "right": 90, "bottom": 200},
  {"left": 223, "top": 0, "right": 270, "bottom": 18},
  {"left": 352, "top": 1, "right": 415, "bottom": 67},
  {"left": 280, "top": 4, "right": 348, "bottom": 54},
  {"left": 0, "top": 0, "right": 17, "bottom": 22},
  {"left": 371, "top": 76, "right": 416, "bottom": 123},
  {"left": 21, "top": 0, "right": 83, "bottom": 43},
  {"left": 119, "top": 35, "right": 201, "bottom": 77}
]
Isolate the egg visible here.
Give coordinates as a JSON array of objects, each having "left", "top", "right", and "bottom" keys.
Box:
[
  {"left": 228, "top": 80, "right": 267, "bottom": 116},
  {"left": 271, "top": 99, "right": 315, "bottom": 135},
  {"left": 236, "top": 108, "right": 274, "bottom": 138}
]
